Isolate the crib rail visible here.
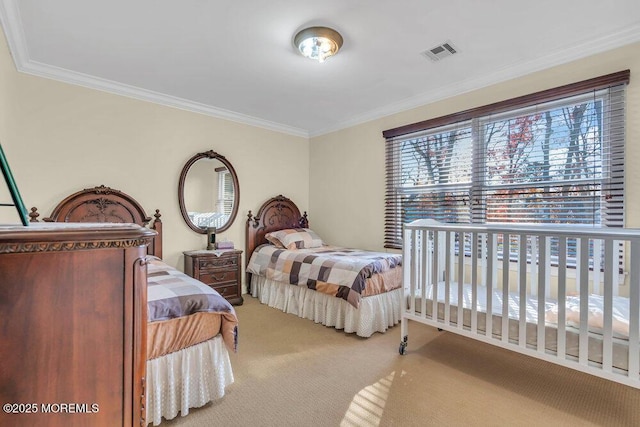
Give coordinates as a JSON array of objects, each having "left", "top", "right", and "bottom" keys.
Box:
[{"left": 400, "top": 219, "right": 640, "bottom": 388}]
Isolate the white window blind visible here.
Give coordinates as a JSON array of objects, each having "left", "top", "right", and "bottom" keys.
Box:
[
  {"left": 217, "top": 170, "right": 235, "bottom": 216},
  {"left": 383, "top": 71, "right": 629, "bottom": 250}
]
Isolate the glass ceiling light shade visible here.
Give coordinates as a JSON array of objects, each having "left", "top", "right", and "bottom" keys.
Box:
[{"left": 294, "top": 26, "right": 343, "bottom": 63}]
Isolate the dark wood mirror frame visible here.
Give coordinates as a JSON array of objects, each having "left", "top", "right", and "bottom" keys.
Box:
[{"left": 178, "top": 150, "right": 240, "bottom": 234}]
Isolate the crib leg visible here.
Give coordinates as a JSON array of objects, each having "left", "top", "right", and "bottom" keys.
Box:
[
  {"left": 399, "top": 317, "right": 409, "bottom": 355},
  {"left": 399, "top": 335, "right": 408, "bottom": 355}
]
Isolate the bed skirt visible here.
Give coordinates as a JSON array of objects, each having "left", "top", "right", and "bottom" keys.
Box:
[
  {"left": 251, "top": 275, "right": 402, "bottom": 337},
  {"left": 146, "top": 334, "right": 234, "bottom": 426}
]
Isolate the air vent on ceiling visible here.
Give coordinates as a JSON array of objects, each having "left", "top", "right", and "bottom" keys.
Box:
[{"left": 421, "top": 41, "right": 458, "bottom": 61}]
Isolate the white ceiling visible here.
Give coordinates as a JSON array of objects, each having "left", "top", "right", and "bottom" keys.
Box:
[{"left": 1, "top": 0, "right": 639, "bottom": 138}]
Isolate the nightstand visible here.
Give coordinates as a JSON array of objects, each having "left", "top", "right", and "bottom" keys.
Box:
[{"left": 183, "top": 249, "right": 243, "bottom": 305}]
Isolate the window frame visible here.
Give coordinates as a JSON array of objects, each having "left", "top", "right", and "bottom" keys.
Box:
[{"left": 383, "top": 70, "right": 630, "bottom": 250}]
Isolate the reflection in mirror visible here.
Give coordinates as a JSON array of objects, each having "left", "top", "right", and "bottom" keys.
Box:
[
  {"left": 184, "top": 159, "right": 233, "bottom": 229},
  {"left": 178, "top": 150, "right": 239, "bottom": 234}
]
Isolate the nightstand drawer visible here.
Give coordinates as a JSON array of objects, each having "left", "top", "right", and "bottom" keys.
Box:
[
  {"left": 199, "top": 256, "right": 238, "bottom": 270},
  {"left": 199, "top": 269, "right": 238, "bottom": 286},
  {"left": 211, "top": 283, "right": 239, "bottom": 299}
]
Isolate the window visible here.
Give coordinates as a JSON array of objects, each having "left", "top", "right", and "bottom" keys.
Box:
[{"left": 383, "top": 71, "right": 629, "bottom": 250}]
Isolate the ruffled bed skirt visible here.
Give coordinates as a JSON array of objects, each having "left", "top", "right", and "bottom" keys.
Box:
[
  {"left": 146, "top": 335, "right": 234, "bottom": 426},
  {"left": 251, "top": 276, "right": 402, "bottom": 337}
]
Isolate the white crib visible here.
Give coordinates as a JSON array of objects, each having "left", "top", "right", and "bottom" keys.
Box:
[{"left": 400, "top": 219, "right": 640, "bottom": 388}]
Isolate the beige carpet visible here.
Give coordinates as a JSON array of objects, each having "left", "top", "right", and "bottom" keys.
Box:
[{"left": 160, "top": 296, "right": 640, "bottom": 427}]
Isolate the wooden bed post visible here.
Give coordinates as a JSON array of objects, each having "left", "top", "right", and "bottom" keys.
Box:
[{"left": 150, "top": 209, "right": 163, "bottom": 259}]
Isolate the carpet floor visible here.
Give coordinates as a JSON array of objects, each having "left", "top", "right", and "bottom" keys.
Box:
[{"left": 159, "top": 296, "right": 640, "bottom": 427}]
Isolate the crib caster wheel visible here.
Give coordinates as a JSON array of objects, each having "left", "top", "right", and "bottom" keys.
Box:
[{"left": 399, "top": 335, "right": 408, "bottom": 355}]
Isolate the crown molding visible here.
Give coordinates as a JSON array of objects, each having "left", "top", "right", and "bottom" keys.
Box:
[
  {"left": 2, "top": 0, "right": 639, "bottom": 139},
  {"left": 22, "top": 60, "right": 310, "bottom": 138},
  {"left": 0, "top": 0, "right": 309, "bottom": 138}
]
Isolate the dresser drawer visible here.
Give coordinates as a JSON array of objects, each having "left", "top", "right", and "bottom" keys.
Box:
[{"left": 198, "top": 256, "right": 238, "bottom": 270}]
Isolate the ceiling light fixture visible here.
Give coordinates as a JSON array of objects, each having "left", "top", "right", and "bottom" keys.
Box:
[{"left": 294, "top": 26, "right": 343, "bottom": 63}]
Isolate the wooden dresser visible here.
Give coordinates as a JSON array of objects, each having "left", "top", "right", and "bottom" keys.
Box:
[
  {"left": 0, "top": 223, "right": 155, "bottom": 427},
  {"left": 183, "top": 249, "right": 243, "bottom": 305}
]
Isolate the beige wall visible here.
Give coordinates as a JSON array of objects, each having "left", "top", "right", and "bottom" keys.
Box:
[
  {"left": 2, "top": 25, "right": 639, "bottom": 283},
  {"left": 309, "top": 42, "right": 640, "bottom": 252},
  {"left": 0, "top": 33, "right": 310, "bottom": 273}
]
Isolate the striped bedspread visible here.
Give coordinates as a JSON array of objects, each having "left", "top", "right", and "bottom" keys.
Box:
[
  {"left": 147, "top": 258, "right": 238, "bottom": 351},
  {"left": 246, "top": 244, "right": 402, "bottom": 308}
]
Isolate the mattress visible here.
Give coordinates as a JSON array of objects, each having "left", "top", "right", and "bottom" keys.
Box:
[{"left": 409, "top": 282, "right": 636, "bottom": 372}]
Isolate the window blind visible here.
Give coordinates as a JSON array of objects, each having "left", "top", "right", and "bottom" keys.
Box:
[
  {"left": 218, "top": 170, "right": 235, "bottom": 216},
  {"left": 222, "top": 172, "right": 234, "bottom": 215},
  {"left": 383, "top": 71, "right": 629, "bottom": 250}
]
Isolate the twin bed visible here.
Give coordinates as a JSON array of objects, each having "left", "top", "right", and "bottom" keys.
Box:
[
  {"left": 31, "top": 185, "right": 238, "bottom": 426},
  {"left": 245, "top": 195, "right": 403, "bottom": 337}
]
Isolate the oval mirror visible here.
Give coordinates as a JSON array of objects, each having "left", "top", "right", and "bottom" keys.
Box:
[{"left": 178, "top": 150, "right": 240, "bottom": 234}]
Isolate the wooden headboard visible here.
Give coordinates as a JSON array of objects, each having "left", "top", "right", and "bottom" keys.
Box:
[
  {"left": 30, "top": 185, "right": 163, "bottom": 258},
  {"left": 245, "top": 195, "right": 308, "bottom": 288}
]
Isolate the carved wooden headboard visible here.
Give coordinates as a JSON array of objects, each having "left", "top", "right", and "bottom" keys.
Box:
[
  {"left": 30, "top": 185, "right": 163, "bottom": 258},
  {"left": 245, "top": 195, "right": 308, "bottom": 288}
]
